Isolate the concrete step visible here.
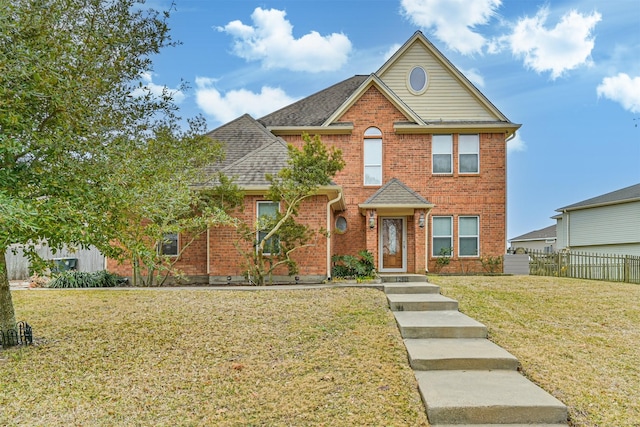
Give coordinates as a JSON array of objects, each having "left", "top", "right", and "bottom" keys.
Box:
[
  {"left": 380, "top": 274, "right": 428, "bottom": 283},
  {"left": 387, "top": 293, "right": 458, "bottom": 311},
  {"left": 404, "top": 338, "right": 519, "bottom": 371},
  {"left": 384, "top": 283, "right": 440, "bottom": 294},
  {"left": 416, "top": 370, "right": 568, "bottom": 425},
  {"left": 394, "top": 311, "right": 487, "bottom": 339}
]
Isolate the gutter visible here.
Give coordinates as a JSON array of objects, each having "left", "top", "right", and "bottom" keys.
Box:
[{"left": 326, "top": 189, "right": 344, "bottom": 281}]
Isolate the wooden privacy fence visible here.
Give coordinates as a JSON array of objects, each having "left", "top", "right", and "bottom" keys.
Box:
[
  {"left": 5, "top": 244, "right": 106, "bottom": 281},
  {"left": 529, "top": 249, "right": 640, "bottom": 284}
]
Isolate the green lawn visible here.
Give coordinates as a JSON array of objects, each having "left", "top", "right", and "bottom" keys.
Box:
[
  {"left": 431, "top": 275, "right": 640, "bottom": 427},
  {"left": 1, "top": 288, "right": 428, "bottom": 426}
]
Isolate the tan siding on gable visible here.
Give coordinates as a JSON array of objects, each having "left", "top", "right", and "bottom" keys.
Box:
[{"left": 378, "top": 43, "right": 497, "bottom": 122}]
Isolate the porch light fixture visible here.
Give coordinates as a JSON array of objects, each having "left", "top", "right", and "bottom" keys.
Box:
[
  {"left": 419, "top": 212, "right": 425, "bottom": 228},
  {"left": 369, "top": 211, "right": 375, "bottom": 229}
]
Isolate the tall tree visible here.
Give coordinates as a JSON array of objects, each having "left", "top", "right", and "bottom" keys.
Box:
[{"left": 0, "top": 0, "right": 199, "bottom": 339}]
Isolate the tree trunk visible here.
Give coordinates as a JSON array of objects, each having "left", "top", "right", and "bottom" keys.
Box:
[{"left": 0, "top": 248, "right": 17, "bottom": 344}]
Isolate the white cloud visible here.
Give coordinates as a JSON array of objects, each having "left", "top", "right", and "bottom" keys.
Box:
[
  {"left": 497, "top": 7, "right": 601, "bottom": 79},
  {"left": 383, "top": 43, "right": 402, "bottom": 61},
  {"left": 507, "top": 133, "right": 526, "bottom": 153},
  {"left": 132, "top": 72, "right": 186, "bottom": 103},
  {"left": 217, "top": 7, "right": 352, "bottom": 72},
  {"left": 460, "top": 67, "right": 485, "bottom": 88},
  {"left": 400, "top": 0, "right": 501, "bottom": 55},
  {"left": 597, "top": 73, "right": 640, "bottom": 113},
  {"left": 195, "top": 77, "right": 298, "bottom": 124}
]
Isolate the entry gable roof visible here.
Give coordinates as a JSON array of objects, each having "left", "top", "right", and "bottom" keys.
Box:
[{"left": 359, "top": 178, "right": 434, "bottom": 211}]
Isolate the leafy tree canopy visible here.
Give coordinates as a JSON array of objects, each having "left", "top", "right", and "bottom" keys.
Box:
[{"left": 0, "top": 0, "right": 209, "bottom": 333}]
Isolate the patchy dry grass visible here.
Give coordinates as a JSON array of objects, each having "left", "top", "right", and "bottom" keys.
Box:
[
  {"left": 431, "top": 275, "right": 640, "bottom": 427},
  {"left": 1, "top": 288, "right": 428, "bottom": 426}
]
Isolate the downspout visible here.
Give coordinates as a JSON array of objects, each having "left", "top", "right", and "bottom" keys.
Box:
[
  {"left": 504, "top": 131, "right": 515, "bottom": 254},
  {"left": 206, "top": 227, "right": 211, "bottom": 276},
  {"left": 326, "top": 189, "right": 343, "bottom": 281},
  {"left": 425, "top": 209, "right": 432, "bottom": 273}
]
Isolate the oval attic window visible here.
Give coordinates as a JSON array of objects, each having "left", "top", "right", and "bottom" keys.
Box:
[{"left": 408, "top": 66, "right": 428, "bottom": 94}]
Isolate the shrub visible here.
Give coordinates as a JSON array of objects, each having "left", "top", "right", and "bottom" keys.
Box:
[
  {"left": 47, "top": 270, "right": 122, "bottom": 288},
  {"left": 332, "top": 250, "right": 376, "bottom": 280}
]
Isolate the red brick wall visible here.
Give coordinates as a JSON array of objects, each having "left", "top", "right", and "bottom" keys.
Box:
[
  {"left": 108, "top": 84, "right": 507, "bottom": 279},
  {"left": 281, "top": 86, "right": 507, "bottom": 274},
  {"left": 209, "top": 194, "right": 329, "bottom": 278}
]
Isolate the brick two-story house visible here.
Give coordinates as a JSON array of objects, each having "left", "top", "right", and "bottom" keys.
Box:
[{"left": 108, "top": 31, "right": 520, "bottom": 284}]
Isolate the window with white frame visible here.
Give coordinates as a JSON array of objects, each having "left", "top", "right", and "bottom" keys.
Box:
[
  {"left": 459, "top": 134, "right": 479, "bottom": 174},
  {"left": 160, "top": 232, "right": 178, "bottom": 256},
  {"left": 432, "top": 216, "right": 453, "bottom": 256},
  {"left": 257, "top": 201, "right": 280, "bottom": 254},
  {"left": 432, "top": 134, "right": 452, "bottom": 174},
  {"left": 364, "top": 127, "right": 382, "bottom": 185},
  {"left": 459, "top": 216, "right": 479, "bottom": 257}
]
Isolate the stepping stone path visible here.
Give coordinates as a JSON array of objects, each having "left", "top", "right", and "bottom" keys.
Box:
[{"left": 383, "top": 275, "right": 568, "bottom": 426}]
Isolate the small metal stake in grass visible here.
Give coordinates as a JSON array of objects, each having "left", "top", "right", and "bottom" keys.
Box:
[{"left": 0, "top": 321, "right": 33, "bottom": 348}]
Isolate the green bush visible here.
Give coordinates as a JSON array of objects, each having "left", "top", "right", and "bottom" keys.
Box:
[
  {"left": 332, "top": 250, "right": 376, "bottom": 280},
  {"left": 47, "top": 270, "right": 122, "bottom": 288}
]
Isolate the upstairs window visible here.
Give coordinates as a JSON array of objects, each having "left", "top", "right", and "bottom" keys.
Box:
[
  {"left": 432, "top": 134, "right": 452, "bottom": 174},
  {"left": 257, "top": 201, "right": 280, "bottom": 255},
  {"left": 364, "top": 127, "right": 382, "bottom": 185},
  {"left": 408, "top": 66, "right": 428, "bottom": 94},
  {"left": 459, "top": 134, "right": 479, "bottom": 174}
]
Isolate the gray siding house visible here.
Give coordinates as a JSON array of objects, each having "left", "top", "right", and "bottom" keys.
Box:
[
  {"left": 554, "top": 183, "right": 640, "bottom": 256},
  {"left": 509, "top": 224, "right": 556, "bottom": 253}
]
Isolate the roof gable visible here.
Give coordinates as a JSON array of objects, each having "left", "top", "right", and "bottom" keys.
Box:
[
  {"left": 376, "top": 31, "right": 511, "bottom": 123},
  {"left": 359, "top": 178, "right": 433, "bottom": 208},
  {"left": 324, "top": 74, "right": 424, "bottom": 126}
]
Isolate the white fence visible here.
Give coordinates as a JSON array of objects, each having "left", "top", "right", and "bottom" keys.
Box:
[{"left": 5, "top": 245, "right": 106, "bottom": 280}]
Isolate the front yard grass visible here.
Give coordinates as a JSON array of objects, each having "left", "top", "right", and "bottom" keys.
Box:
[
  {"left": 432, "top": 275, "right": 640, "bottom": 427},
  {"left": 1, "top": 288, "right": 428, "bottom": 426}
]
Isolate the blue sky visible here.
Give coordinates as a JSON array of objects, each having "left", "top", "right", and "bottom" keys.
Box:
[{"left": 144, "top": 0, "right": 640, "bottom": 240}]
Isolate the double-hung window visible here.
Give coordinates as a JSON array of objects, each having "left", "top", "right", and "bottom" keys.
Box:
[
  {"left": 432, "top": 135, "right": 452, "bottom": 174},
  {"left": 459, "top": 216, "right": 479, "bottom": 257},
  {"left": 459, "top": 134, "right": 479, "bottom": 174},
  {"left": 257, "top": 201, "right": 280, "bottom": 255},
  {"left": 160, "top": 233, "right": 179, "bottom": 256},
  {"left": 432, "top": 216, "right": 453, "bottom": 257},
  {"left": 364, "top": 127, "right": 382, "bottom": 185}
]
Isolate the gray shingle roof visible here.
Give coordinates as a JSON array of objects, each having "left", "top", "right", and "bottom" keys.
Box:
[
  {"left": 556, "top": 183, "right": 640, "bottom": 212},
  {"left": 220, "top": 139, "right": 289, "bottom": 187},
  {"left": 510, "top": 225, "right": 556, "bottom": 242},
  {"left": 360, "top": 178, "right": 432, "bottom": 207},
  {"left": 258, "top": 75, "right": 369, "bottom": 127},
  {"left": 202, "top": 114, "right": 289, "bottom": 186},
  {"left": 205, "top": 114, "right": 281, "bottom": 171}
]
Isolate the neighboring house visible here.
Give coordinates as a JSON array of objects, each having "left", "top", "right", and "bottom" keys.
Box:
[
  {"left": 554, "top": 183, "right": 640, "bottom": 256},
  {"left": 108, "top": 31, "right": 520, "bottom": 283},
  {"left": 509, "top": 225, "right": 557, "bottom": 253}
]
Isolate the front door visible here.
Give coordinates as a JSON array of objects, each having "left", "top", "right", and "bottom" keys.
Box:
[{"left": 380, "top": 217, "right": 406, "bottom": 272}]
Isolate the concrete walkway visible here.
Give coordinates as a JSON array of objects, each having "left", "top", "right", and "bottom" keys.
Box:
[{"left": 383, "top": 275, "right": 568, "bottom": 426}]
